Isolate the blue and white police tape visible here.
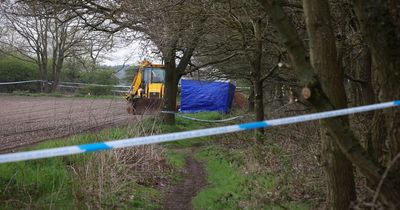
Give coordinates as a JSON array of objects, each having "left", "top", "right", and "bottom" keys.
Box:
[
  {"left": 0, "top": 80, "right": 130, "bottom": 88},
  {"left": 0, "top": 80, "right": 44, "bottom": 85},
  {"left": 160, "top": 111, "right": 244, "bottom": 123},
  {"left": 0, "top": 100, "right": 399, "bottom": 164}
]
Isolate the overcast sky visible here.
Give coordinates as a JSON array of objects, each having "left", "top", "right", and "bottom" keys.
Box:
[
  {"left": 100, "top": 39, "right": 162, "bottom": 66},
  {"left": 100, "top": 41, "right": 140, "bottom": 66}
]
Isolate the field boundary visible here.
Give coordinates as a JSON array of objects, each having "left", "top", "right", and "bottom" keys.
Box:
[{"left": 0, "top": 100, "right": 399, "bottom": 163}]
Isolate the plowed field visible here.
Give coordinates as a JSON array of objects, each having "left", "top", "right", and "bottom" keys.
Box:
[{"left": 0, "top": 96, "right": 143, "bottom": 152}]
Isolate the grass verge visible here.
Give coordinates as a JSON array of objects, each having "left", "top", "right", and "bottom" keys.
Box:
[
  {"left": 0, "top": 126, "right": 165, "bottom": 209},
  {"left": 160, "top": 112, "right": 223, "bottom": 148},
  {"left": 0, "top": 111, "right": 318, "bottom": 209},
  {"left": 192, "top": 146, "right": 311, "bottom": 210},
  {"left": 165, "top": 150, "right": 186, "bottom": 169}
]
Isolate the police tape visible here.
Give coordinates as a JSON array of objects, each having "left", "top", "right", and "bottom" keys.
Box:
[
  {"left": 177, "top": 114, "right": 244, "bottom": 122},
  {"left": 0, "top": 80, "right": 130, "bottom": 89},
  {"left": 160, "top": 111, "right": 245, "bottom": 123},
  {"left": 0, "top": 100, "right": 399, "bottom": 164},
  {"left": 0, "top": 80, "right": 44, "bottom": 85}
]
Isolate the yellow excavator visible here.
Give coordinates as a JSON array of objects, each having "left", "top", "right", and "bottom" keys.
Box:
[{"left": 125, "top": 60, "right": 165, "bottom": 114}]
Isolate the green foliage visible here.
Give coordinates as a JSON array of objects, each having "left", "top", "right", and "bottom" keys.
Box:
[
  {"left": 166, "top": 151, "right": 186, "bottom": 169},
  {"left": 160, "top": 112, "right": 223, "bottom": 148},
  {"left": 193, "top": 147, "right": 247, "bottom": 210},
  {"left": 61, "top": 59, "right": 82, "bottom": 82},
  {"left": 193, "top": 146, "right": 311, "bottom": 210},
  {"left": 77, "top": 69, "right": 119, "bottom": 96},
  {"left": 80, "top": 68, "right": 118, "bottom": 85},
  {"left": 128, "top": 185, "right": 161, "bottom": 210},
  {"left": 0, "top": 111, "right": 316, "bottom": 209},
  {"left": 0, "top": 126, "right": 163, "bottom": 209},
  {"left": 123, "top": 65, "right": 138, "bottom": 85},
  {"left": 0, "top": 152, "right": 75, "bottom": 209},
  {"left": 61, "top": 59, "right": 122, "bottom": 96},
  {"left": 0, "top": 55, "right": 39, "bottom": 92}
]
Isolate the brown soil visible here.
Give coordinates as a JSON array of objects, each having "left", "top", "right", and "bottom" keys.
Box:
[
  {"left": 232, "top": 91, "right": 248, "bottom": 110},
  {"left": 0, "top": 96, "right": 144, "bottom": 152},
  {"left": 164, "top": 155, "right": 208, "bottom": 210}
]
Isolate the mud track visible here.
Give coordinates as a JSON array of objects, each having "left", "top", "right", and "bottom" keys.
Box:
[
  {"left": 0, "top": 96, "right": 145, "bottom": 152},
  {"left": 164, "top": 155, "right": 208, "bottom": 210}
]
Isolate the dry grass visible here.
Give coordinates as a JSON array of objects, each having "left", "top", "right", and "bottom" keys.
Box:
[
  {"left": 70, "top": 145, "right": 170, "bottom": 209},
  {"left": 69, "top": 118, "right": 171, "bottom": 209},
  {"left": 214, "top": 102, "right": 326, "bottom": 209}
]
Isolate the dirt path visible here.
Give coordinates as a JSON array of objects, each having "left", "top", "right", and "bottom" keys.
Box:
[{"left": 164, "top": 155, "right": 208, "bottom": 210}]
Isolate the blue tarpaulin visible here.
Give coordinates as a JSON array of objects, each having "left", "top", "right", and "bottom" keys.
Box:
[{"left": 180, "top": 79, "right": 236, "bottom": 113}]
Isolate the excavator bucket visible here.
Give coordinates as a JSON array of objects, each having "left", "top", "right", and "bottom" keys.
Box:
[{"left": 127, "top": 98, "right": 163, "bottom": 115}]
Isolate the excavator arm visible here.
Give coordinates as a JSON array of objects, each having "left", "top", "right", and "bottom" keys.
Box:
[{"left": 125, "top": 67, "right": 143, "bottom": 101}]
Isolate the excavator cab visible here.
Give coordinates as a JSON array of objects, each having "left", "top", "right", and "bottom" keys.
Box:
[
  {"left": 125, "top": 61, "right": 165, "bottom": 115},
  {"left": 142, "top": 67, "right": 165, "bottom": 98}
]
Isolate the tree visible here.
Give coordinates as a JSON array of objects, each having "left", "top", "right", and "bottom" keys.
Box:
[
  {"left": 73, "top": 32, "right": 115, "bottom": 72},
  {"left": 352, "top": 0, "right": 400, "bottom": 173},
  {"left": 40, "top": 0, "right": 234, "bottom": 124},
  {"left": 0, "top": 11, "right": 7, "bottom": 42},
  {"left": 303, "top": 0, "right": 356, "bottom": 208},
  {"left": 139, "top": 1, "right": 211, "bottom": 124},
  {"left": 0, "top": 0, "right": 109, "bottom": 92},
  {"left": 199, "top": 0, "right": 282, "bottom": 137},
  {"left": 1, "top": 1, "right": 51, "bottom": 91},
  {"left": 256, "top": 0, "right": 400, "bottom": 207}
]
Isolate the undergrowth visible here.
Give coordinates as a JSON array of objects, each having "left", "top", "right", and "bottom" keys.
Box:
[
  {"left": 192, "top": 146, "right": 311, "bottom": 210},
  {"left": 160, "top": 111, "right": 316, "bottom": 209},
  {"left": 0, "top": 111, "right": 323, "bottom": 209},
  {"left": 0, "top": 123, "right": 167, "bottom": 209},
  {"left": 160, "top": 112, "right": 222, "bottom": 148}
]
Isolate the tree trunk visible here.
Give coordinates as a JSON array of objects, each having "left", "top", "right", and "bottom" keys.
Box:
[
  {"left": 251, "top": 18, "right": 265, "bottom": 137},
  {"left": 39, "top": 60, "right": 49, "bottom": 93},
  {"left": 51, "top": 34, "right": 58, "bottom": 92},
  {"left": 36, "top": 50, "right": 48, "bottom": 93},
  {"left": 162, "top": 50, "right": 178, "bottom": 125},
  {"left": 37, "top": 63, "right": 45, "bottom": 92},
  {"left": 357, "top": 48, "right": 384, "bottom": 165},
  {"left": 51, "top": 52, "right": 64, "bottom": 92},
  {"left": 368, "top": 111, "right": 387, "bottom": 165},
  {"left": 358, "top": 48, "right": 374, "bottom": 106},
  {"left": 353, "top": 0, "right": 400, "bottom": 174},
  {"left": 254, "top": 79, "right": 264, "bottom": 135},
  {"left": 248, "top": 84, "right": 255, "bottom": 112},
  {"left": 257, "top": 0, "right": 400, "bottom": 206},
  {"left": 303, "top": 0, "right": 356, "bottom": 209}
]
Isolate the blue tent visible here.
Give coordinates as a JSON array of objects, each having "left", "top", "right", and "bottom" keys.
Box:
[{"left": 180, "top": 79, "right": 236, "bottom": 113}]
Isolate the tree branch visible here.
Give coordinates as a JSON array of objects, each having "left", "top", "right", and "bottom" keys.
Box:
[
  {"left": 344, "top": 73, "right": 366, "bottom": 84},
  {"left": 260, "top": 64, "right": 278, "bottom": 82},
  {"left": 182, "top": 53, "right": 238, "bottom": 76}
]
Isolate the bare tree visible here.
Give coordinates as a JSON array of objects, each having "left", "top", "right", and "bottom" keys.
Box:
[
  {"left": 38, "top": 0, "right": 230, "bottom": 124},
  {"left": 72, "top": 32, "right": 115, "bottom": 72},
  {"left": 352, "top": 0, "right": 400, "bottom": 175},
  {"left": 0, "top": 0, "right": 110, "bottom": 92},
  {"left": 1, "top": 2, "right": 50, "bottom": 91},
  {"left": 303, "top": 0, "right": 356, "bottom": 208},
  {"left": 257, "top": 0, "right": 400, "bottom": 207},
  {"left": 0, "top": 10, "right": 7, "bottom": 43},
  {"left": 194, "top": 0, "right": 283, "bottom": 137}
]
